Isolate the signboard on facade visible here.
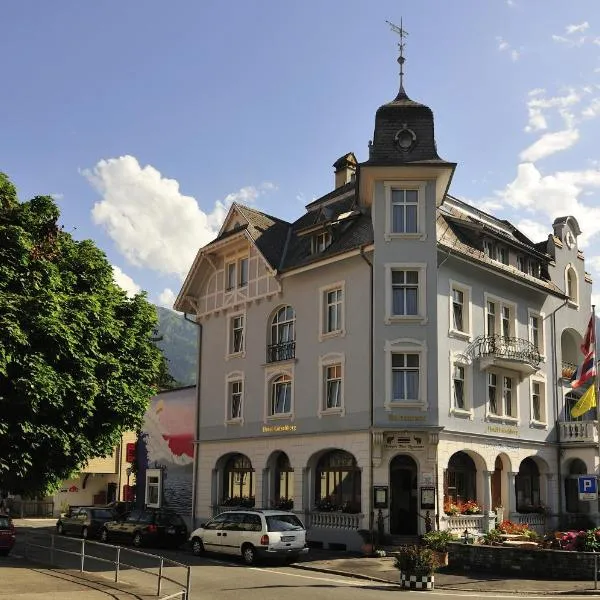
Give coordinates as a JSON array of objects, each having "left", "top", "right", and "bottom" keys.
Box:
[
  {"left": 421, "top": 472, "right": 435, "bottom": 486},
  {"left": 383, "top": 433, "right": 425, "bottom": 450},
  {"left": 578, "top": 476, "right": 598, "bottom": 501}
]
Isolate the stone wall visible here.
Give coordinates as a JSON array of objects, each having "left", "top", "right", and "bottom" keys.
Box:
[{"left": 448, "top": 543, "right": 600, "bottom": 580}]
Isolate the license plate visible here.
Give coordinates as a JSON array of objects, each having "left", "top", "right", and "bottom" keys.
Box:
[
  {"left": 281, "top": 536, "right": 295, "bottom": 542},
  {"left": 167, "top": 527, "right": 176, "bottom": 534}
]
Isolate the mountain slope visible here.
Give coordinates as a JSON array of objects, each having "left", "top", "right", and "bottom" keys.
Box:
[{"left": 154, "top": 306, "right": 198, "bottom": 386}]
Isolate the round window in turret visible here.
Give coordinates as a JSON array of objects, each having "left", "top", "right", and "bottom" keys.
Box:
[{"left": 394, "top": 126, "right": 417, "bottom": 151}]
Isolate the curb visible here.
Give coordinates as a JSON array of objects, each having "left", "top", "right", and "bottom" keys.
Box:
[{"left": 291, "top": 563, "right": 600, "bottom": 595}]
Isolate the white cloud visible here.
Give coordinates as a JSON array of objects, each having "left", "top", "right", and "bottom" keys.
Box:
[
  {"left": 83, "top": 155, "right": 275, "bottom": 279},
  {"left": 524, "top": 88, "right": 580, "bottom": 132},
  {"left": 510, "top": 49, "right": 520, "bottom": 62},
  {"left": 158, "top": 288, "right": 176, "bottom": 309},
  {"left": 496, "top": 36, "right": 520, "bottom": 60},
  {"left": 552, "top": 34, "right": 586, "bottom": 47},
  {"left": 594, "top": 38, "right": 600, "bottom": 46},
  {"left": 506, "top": 0, "right": 516, "bottom": 6},
  {"left": 566, "top": 22, "right": 589, "bottom": 34},
  {"left": 516, "top": 219, "right": 549, "bottom": 243},
  {"left": 499, "top": 163, "right": 600, "bottom": 247},
  {"left": 50, "top": 193, "right": 64, "bottom": 200},
  {"left": 582, "top": 98, "right": 600, "bottom": 118},
  {"left": 587, "top": 256, "right": 600, "bottom": 275},
  {"left": 519, "top": 129, "right": 580, "bottom": 162},
  {"left": 497, "top": 37, "right": 510, "bottom": 51},
  {"left": 112, "top": 265, "right": 142, "bottom": 297}
]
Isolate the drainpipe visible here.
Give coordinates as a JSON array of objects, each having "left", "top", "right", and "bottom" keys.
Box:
[
  {"left": 360, "top": 244, "right": 374, "bottom": 535},
  {"left": 185, "top": 313, "right": 202, "bottom": 529}
]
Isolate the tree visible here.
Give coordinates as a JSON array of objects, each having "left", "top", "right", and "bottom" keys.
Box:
[{"left": 0, "top": 173, "right": 162, "bottom": 497}]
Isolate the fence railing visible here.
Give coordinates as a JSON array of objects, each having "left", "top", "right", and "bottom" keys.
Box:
[
  {"left": 513, "top": 512, "right": 546, "bottom": 535},
  {"left": 306, "top": 511, "right": 362, "bottom": 530},
  {"left": 23, "top": 530, "right": 190, "bottom": 600},
  {"left": 10, "top": 500, "right": 54, "bottom": 518},
  {"left": 444, "top": 513, "right": 496, "bottom": 535}
]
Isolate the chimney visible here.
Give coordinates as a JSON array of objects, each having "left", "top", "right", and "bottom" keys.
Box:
[{"left": 333, "top": 153, "right": 357, "bottom": 189}]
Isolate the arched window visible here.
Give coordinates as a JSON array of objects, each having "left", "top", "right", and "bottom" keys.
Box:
[
  {"left": 267, "top": 306, "right": 296, "bottom": 362},
  {"left": 565, "top": 459, "right": 587, "bottom": 513},
  {"left": 270, "top": 374, "right": 292, "bottom": 415},
  {"left": 515, "top": 457, "right": 540, "bottom": 512},
  {"left": 444, "top": 451, "right": 476, "bottom": 505},
  {"left": 315, "top": 450, "right": 361, "bottom": 513},
  {"left": 566, "top": 267, "right": 578, "bottom": 304},
  {"left": 223, "top": 454, "right": 255, "bottom": 506},
  {"left": 274, "top": 453, "right": 294, "bottom": 508}
]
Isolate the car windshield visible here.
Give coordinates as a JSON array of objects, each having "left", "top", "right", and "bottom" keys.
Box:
[
  {"left": 0, "top": 517, "right": 11, "bottom": 528},
  {"left": 266, "top": 515, "right": 304, "bottom": 532},
  {"left": 91, "top": 509, "right": 114, "bottom": 519}
]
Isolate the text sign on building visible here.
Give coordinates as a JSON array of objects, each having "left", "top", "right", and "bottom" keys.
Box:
[{"left": 578, "top": 476, "right": 598, "bottom": 501}]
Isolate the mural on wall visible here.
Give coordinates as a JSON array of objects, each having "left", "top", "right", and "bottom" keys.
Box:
[{"left": 140, "top": 388, "right": 195, "bottom": 521}]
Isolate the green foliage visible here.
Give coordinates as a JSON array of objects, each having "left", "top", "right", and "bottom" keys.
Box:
[
  {"left": 0, "top": 173, "right": 162, "bottom": 497},
  {"left": 422, "top": 530, "right": 458, "bottom": 552},
  {"left": 154, "top": 306, "right": 197, "bottom": 386},
  {"left": 394, "top": 545, "right": 438, "bottom": 575}
]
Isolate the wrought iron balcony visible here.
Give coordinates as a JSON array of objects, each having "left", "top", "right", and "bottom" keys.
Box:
[
  {"left": 471, "top": 335, "right": 542, "bottom": 374},
  {"left": 267, "top": 341, "right": 296, "bottom": 363}
]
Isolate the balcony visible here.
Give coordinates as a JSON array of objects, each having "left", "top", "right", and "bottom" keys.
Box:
[
  {"left": 471, "top": 335, "right": 541, "bottom": 375},
  {"left": 561, "top": 361, "right": 577, "bottom": 380},
  {"left": 267, "top": 341, "right": 296, "bottom": 363},
  {"left": 560, "top": 420, "right": 599, "bottom": 444}
]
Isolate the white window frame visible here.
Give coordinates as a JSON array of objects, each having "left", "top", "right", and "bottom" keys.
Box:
[
  {"left": 238, "top": 257, "right": 249, "bottom": 287},
  {"left": 264, "top": 364, "right": 294, "bottom": 421},
  {"left": 226, "top": 262, "right": 236, "bottom": 291},
  {"left": 483, "top": 239, "right": 496, "bottom": 260},
  {"left": 485, "top": 368, "right": 519, "bottom": 423},
  {"left": 565, "top": 264, "right": 579, "bottom": 308},
  {"left": 530, "top": 377, "right": 547, "bottom": 427},
  {"left": 484, "top": 294, "right": 517, "bottom": 338},
  {"left": 448, "top": 280, "right": 472, "bottom": 340},
  {"left": 224, "top": 371, "right": 244, "bottom": 425},
  {"left": 226, "top": 310, "right": 246, "bottom": 358},
  {"left": 527, "top": 308, "right": 545, "bottom": 358},
  {"left": 318, "top": 353, "right": 345, "bottom": 417},
  {"left": 313, "top": 231, "right": 332, "bottom": 254},
  {"left": 319, "top": 281, "right": 346, "bottom": 341},
  {"left": 224, "top": 256, "right": 249, "bottom": 291},
  {"left": 383, "top": 180, "right": 427, "bottom": 241},
  {"left": 145, "top": 468, "right": 162, "bottom": 508},
  {"left": 385, "top": 263, "right": 427, "bottom": 324},
  {"left": 384, "top": 338, "right": 427, "bottom": 411},
  {"left": 449, "top": 352, "right": 473, "bottom": 418},
  {"left": 516, "top": 255, "right": 526, "bottom": 273},
  {"left": 497, "top": 245, "right": 509, "bottom": 265}
]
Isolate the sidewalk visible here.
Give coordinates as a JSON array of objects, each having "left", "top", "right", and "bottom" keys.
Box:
[{"left": 293, "top": 552, "right": 600, "bottom": 594}]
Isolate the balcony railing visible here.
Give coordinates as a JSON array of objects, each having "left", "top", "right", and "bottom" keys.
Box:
[
  {"left": 267, "top": 341, "right": 296, "bottom": 363},
  {"left": 443, "top": 513, "right": 496, "bottom": 535},
  {"left": 306, "top": 511, "right": 363, "bottom": 530},
  {"left": 561, "top": 361, "right": 577, "bottom": 379},
  {"left": 560, "top": 420, "right": 599, "bottom": 443},
  {"left": 471, "top": 335, "right": 542, "bottom": 370}
]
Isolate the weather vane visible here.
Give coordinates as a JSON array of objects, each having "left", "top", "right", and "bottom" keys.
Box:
[{"left": 386, "top": 19, "right": 409, "bottom": 90}]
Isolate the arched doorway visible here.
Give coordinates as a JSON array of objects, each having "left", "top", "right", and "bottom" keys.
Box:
[
  {"left": 389, "top": 455, "right": 418, "bottom": 535},
  {"left": 273, "top": 451, "right": 294, "bottom": 509},
  {"left": 314, "top": 450, "right": 361, "bottom": 513},
  {"left": 565, "top": 458, "right": 588, "bottom": 514},
  {"left": 445, "top": 451, "right": 477, "bottom": 505},
  {"left": 515, "top": 457, "right": 540, "bottom": 512},
  {"left": 222, "top": 453, "right": 255, "bottom": 506}
]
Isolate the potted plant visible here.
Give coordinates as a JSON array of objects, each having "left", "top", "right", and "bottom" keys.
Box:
[
  {"left": 357, "top": 529, "right": 376, "bottom": 555},
  {"left": 394, "top": 545, "right": 437, "bottom": 590},
  {"left": 422, "top": 530, "right": 457, "bottom": 566}
]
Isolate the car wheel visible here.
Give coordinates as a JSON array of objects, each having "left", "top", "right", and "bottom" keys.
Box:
[
  {"left": 191, "top": 537, "right": 204, "bottom": 556},
  {"left": 100, "top": 529, "right": 109, "bottom": 543},
  {"left": 242, "top": 544, "right": 257, "bottom": 565},
  {"left": 57, "top": 523, "right": 65, "bottom": 535},
  {"left": 81, "top": 527, "right": 88, "bottom": 540},
  {"left": 133, "top": 532, "right": 143, "bottom": 548}
]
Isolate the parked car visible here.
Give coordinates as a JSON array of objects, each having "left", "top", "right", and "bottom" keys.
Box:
[
  {"left": 56, "top": 506, "right": 116, "bottom": 539},
  {"left": 189, "top": 509, "right": 308, "bottom": 565},
  {"left": 99, "top": 508, "right": 188, "bottom": 548},
  {"left": 0, "top": 513, "right": 16, "bottom": 556}
]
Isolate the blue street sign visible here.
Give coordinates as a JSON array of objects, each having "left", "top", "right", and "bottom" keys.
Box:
[{"left": 578, "top": 476, "right": 598, "bottom": 500}]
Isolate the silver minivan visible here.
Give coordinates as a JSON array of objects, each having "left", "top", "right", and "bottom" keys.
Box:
[{"left": 189, "top": 509, "right": 308, "bottom": 565}]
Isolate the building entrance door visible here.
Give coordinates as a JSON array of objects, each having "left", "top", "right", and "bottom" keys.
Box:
[{"left": 389, "top": 454, "right": 418, "bottom": 535}]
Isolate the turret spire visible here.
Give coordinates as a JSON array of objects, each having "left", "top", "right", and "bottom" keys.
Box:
[{"left": 386, "top": 19, "right": 409, "bottom": 99}]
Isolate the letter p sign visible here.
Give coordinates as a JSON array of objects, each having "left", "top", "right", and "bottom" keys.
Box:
[{"left": 578, "top": 476, "right": 598, "bottom": 500}]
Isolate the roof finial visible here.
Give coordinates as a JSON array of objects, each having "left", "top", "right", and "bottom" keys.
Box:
[{"left": 386, "top": 19, "right": 409, "bottom": 98}]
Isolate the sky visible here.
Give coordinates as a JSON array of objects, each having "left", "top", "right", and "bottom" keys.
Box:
[{"left": 2, "top": 0, "right": 600, "bottom": 309}]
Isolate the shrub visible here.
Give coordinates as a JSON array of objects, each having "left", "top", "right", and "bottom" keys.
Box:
[
  {"left": 422, "top": 530, "right": 458, "bottom": 552},
  {"left": 394, "top": 545, "right": 438, "bottom": 576}
]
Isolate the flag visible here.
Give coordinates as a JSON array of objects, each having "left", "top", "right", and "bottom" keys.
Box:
[
  {"left": 571, "top": 315, "right": 597, "bottom": 389},
  {"left": 570, "top": 383, "right": 597, "bottom": 418}
]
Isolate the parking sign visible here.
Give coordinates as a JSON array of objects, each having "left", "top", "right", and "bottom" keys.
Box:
[{"left": 578, "top": 476, "right": 598, "bottom": 501}]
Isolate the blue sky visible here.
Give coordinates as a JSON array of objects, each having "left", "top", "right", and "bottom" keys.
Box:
[{"left": 2, "top": 0, "right": 600, "bottom": 308}]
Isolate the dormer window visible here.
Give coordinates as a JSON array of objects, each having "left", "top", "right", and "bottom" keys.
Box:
[
  {"left": 483, "top": 240, "right": 496, "bottom": 260},
  {"left": 528, "top": 260, "right": 540, "bottom": 278},
  {"left": 225, "top": 256, "right": 249, "bottom": 291},
  {"left": 497, "top": 246, "right": 509, "bottom": 265},
  {"left": 313, "top": 231, "right": 332, "bottom": 254},
  {"left": 517, "top": 255, "right": 526, "bottom": 273}
]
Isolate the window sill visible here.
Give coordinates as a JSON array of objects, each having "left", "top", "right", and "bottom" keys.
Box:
[
  {"left": 319, "top": 329, "right": 346, "bottom": 342},
  {"left": 318, "top": 407, "right": 344, "bottom": 417},
  {"left": 385, "top": 315, "right": 428, "bottom": 325},
  {"left": 225, "top": 418, "right": 243, "bottom": 426},
  {"left": 385, "top": 401, "right": 426, "bottom": 411},
  {"left": 384, "top": 232, "right": 427, "bottom": 242},
  {"left": 262, "top": 359, "right": 297, "bottom": 369},
  {"left": 266, "top": 413, "right": 294, "bottom": 421},
  {"left": 530, "top": 420, "right": 548, "bottom": 429},
  {"left": 448, "top": 329, "right": 471, "bottom": 342},
  {"left": 450, "top": 408, "right": 473, "bottom": 419},
  {"left": 567, "top": 300, "right": 579, "bottom": 309},
  {"left": 226, "top": 351, "right": 246, "bottom": 360},
  {"left": 487, "top": 415, "right": 519, "bottom": 424}
]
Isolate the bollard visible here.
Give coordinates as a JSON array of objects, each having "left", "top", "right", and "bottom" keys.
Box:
[
  {"left": 50, "top": 534, "right": 55, "bottom": 565},
  {"left": 80, "top": 539, "right": 85, "bottom": 572},
  {"left": 185, "top": 565, "right": 192, "bottom": 600},
  {"left": 595, "top": 553, "right": 598, "bottom": 590},
  {"left": 115, "top": 547, "right": 121, "bottom": 583},
  {"left": 157, "top": 557, "right": 164, "bottom": 596}
]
